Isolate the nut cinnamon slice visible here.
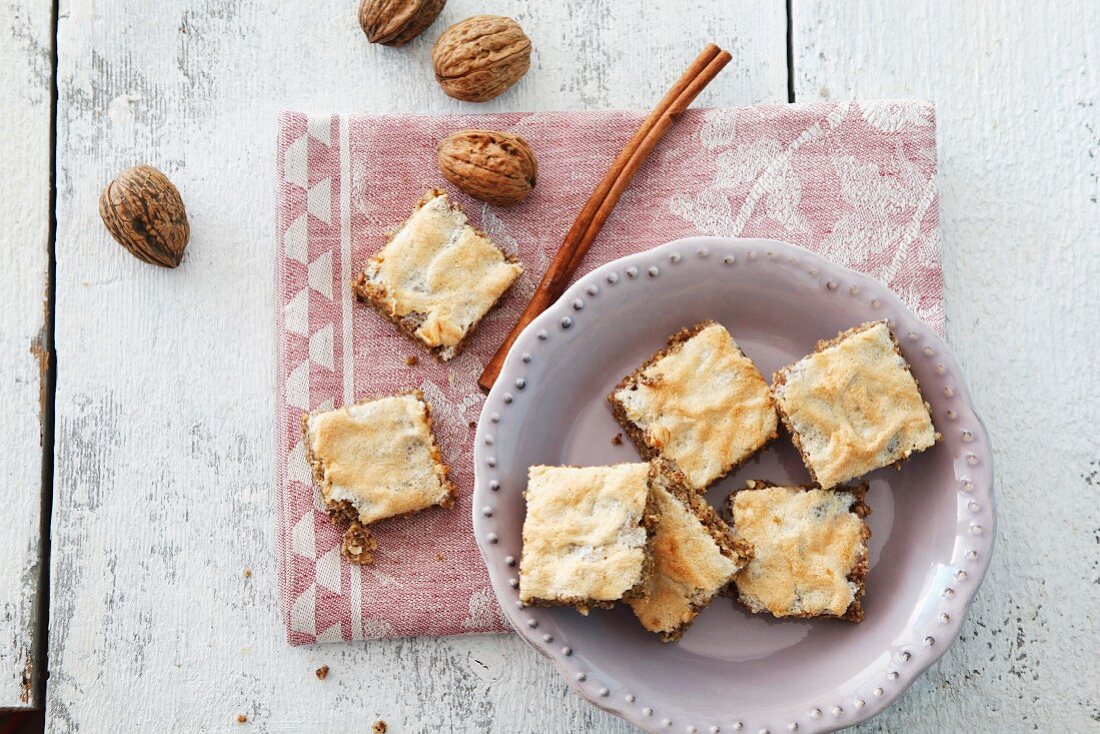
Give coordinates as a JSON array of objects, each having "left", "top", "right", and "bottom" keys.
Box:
[
  {"left": 302, "top": 391, "right": 455, "bottom": 564},
  {"left": 352, "top": 190, "right": 523, "bottom": 361}
]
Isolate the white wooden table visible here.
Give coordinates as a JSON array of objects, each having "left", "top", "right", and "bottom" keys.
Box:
[{"left": 2, "top": 1, "right": 1096, "bottom": 730}]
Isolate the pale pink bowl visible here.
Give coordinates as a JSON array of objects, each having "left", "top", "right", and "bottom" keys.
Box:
[{"left": 473, "top": 237, "right": 994, "bottom": 733}]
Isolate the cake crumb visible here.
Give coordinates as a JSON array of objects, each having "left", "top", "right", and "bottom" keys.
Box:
[
  {"left": 243, "top": 568, "right": 252, "bottom": 578},
  {"left": 436, "top": 552, "right": 445, "bottom": 561},
  {"left": 315, "top": 665, "right": 329, "bottom": 680},
  {"left": 405, "top": 355, "right": 419, "bottom": 366},
  {"left": 611, "top": 433, "right": 623, "bottom": 446},
  {"left": 342, "top": 522, "right": 377, "bottom": 565},
  {"left": 236, "top": 714, "right": 248, "bottom": 724},
  {"left": 372, "top": 721, "right": 387, "bottom": 734},
  {"left": 468, "top": 420, "right": 477, "bottom": 429}
]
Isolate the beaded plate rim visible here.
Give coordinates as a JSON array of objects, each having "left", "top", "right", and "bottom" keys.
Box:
[{"left": 472, "top": 236, "right": 995, "bottom": 734}]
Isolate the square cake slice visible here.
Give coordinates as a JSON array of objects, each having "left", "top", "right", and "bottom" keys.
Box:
[
  {"left": 303, "top": 391, "right": 456, "bottom": 563},
  {"left": 627, "top": 461, "right": 753, "bottom": 642},
  {"left": 726, "top": 480, "right": 871, "bottom": 622},
  {"left": 519, "top": 463, "right": 658, "bottom": 614},
  {"left": 351, "top": 190, "right": 524, "bottom": 361},
  {"left": 772, "top": 320, "right": 937, "bottom": 489},
  {"left": 608, "top": 321, "right": 778, "bottom": 491}
]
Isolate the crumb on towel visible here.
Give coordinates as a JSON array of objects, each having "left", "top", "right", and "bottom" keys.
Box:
[{"left": 342, "top": 522, "right": 377, "bottom": 565}]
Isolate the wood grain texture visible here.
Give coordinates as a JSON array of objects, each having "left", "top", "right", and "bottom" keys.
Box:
[
  {"left": 794, "top": 2, "right": 1099, "bottom": 731},
  {"left": 48, "top": 1, "right": 785, "bottom": 731},
  {"left": 0, "top": 0, "right": 52, "bottom": 712}
]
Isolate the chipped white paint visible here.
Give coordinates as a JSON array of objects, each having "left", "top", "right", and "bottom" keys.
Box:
[
  {"left": 0, "top": 0, "right": 51, "bottom": 711},
  {"left": 794, "top": 2, "right": 1100, "bottom": 731},
  {"left": 48, "top": 0, "right": 784, "bottom": 731},
  {"left": 46, "top": 0, "right": 1096, "bottom": 729}
]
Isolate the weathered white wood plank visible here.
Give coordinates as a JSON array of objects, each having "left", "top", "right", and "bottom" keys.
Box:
[
  {"left": 0, "top": 0, "right": 52, "bottom": 712},
  {"left": 794, "top": 2, "right": 1100, "bottom": 731},
  {"left": 49, "top": 1, "right": 786, "bottom": 731}
]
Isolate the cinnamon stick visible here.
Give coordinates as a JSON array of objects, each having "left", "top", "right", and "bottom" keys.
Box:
[
  {"left": 478, "top": 45, "right": 732, "bottom": 391},
  {"left": 563, "top": 49, "right": 732, "bottom": 276}
]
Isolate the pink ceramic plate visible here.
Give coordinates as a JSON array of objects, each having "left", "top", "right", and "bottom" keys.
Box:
[{"left": 472, "top": 237, "right": 994, "bottom": 733}]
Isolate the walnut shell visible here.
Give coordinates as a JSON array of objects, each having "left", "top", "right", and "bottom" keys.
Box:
[
  {"left": 431, "top": 15, "right": 531, "bottom": 103},
  {"left": 359, "top": 0, "right": 446, "bottom": 46},
  {"left": 438, "top": 130, "right": 537, "bottom": 206},
  {"left": 99, "top": 165, "right": 189, "bottom": 268}
]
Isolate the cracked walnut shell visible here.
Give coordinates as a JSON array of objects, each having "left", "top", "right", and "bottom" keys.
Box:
[
  {"left": 431, "top": 15, "right": 531, "bottom": 102},
  {"left": 99, "top": 165, "right": 190, "bottom": 268},
  {"left": 438, "top": 130, "right": 537, "bottom": 206},
  {"left": 358, "top": 0, "right": 446, "bottom": 46}
]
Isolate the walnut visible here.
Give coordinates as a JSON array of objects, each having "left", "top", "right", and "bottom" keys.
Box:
[
  {"left": 431, "top": 15, "right": 531, "bottom": 102},
  {"left": 438, "top": 130, "right": 537, "bottom": 206},
  {"left": 99, "top": 165, "right": 190, "bottom": 267},
  {"left": 359, "top": 0, "right": 446, "bottom": 46}
]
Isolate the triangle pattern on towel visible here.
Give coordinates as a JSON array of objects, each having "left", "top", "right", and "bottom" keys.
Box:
[
  {"left": 284, "top": 287, "right": 309, "bottom": 337},
  {"left": 287, "top": 440, "right": 312, "bottom": 485},
  {"left": 290, "top": 583, "right": 317, "bottom": 636},
  {"left": 309, "top": 323, "right": 334, "bottom": 371},
  {"left": 316, "top": 545, "right": 342, "bottom": 594},
  {"left": 283, "top": 135, "right": 308, "bottom": 189},
  {"left": 308, "top": 177, "right": 332, "bottom": 225},
  {"left": 292, "top": 511, "right": 317, "bottom": 558},
  {"left": 285, "top": 360, "right": 310, "bottom": 410},
  {"left": 315, "top": 623, "right": 344, "bottom": 643},
  {"left": 307, "top": 114, "right": 332, "bottom": 146},
  {"left": 284, "top": 213, "right": 308, "bottom": 265},
  {"left": 308, "top": 251, "right": 334, "bottom": 300}
]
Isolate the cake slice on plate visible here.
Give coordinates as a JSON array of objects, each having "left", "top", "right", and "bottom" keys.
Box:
[
  {"left": 519, "top": 463, "right": 659, "bottom": 615},
  {"left": 608, "top": 321, "right": 778, "bottom": 491},
  {"left": 627, "top": 461, "right": 753, "bottom": 641},
  {"left": 303, "top": 391, "right": 456, "bottom": 564},
  {"left": 352, "top": 189, "right": 524, "bottom": 361},
  {"left": 772, "top": 320, "right": 937, "bottom": 489},
  {"left": 725, "top": 480, "right": 871, "bottom": 622}
]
